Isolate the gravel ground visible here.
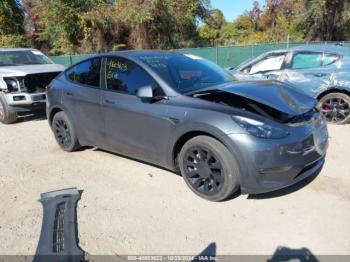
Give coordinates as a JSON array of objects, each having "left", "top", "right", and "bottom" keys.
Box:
[{"left": 0, "top": 114, "right": 349, "bottom": 258}]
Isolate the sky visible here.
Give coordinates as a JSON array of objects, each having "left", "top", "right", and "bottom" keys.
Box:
[{"left": 210, "top": 0, "right": 266, "bottom": 22}]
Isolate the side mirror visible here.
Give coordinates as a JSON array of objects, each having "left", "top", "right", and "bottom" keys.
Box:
[{"left": 136, "top": 85, "right": 153, "bottom": 98}]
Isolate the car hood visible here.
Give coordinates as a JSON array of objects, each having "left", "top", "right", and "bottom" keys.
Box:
[
  {"left": 0, "top": 64, "right": 65, "bottom": 77},
  {"left": 216, "top": 81, "right": 316, "bottom": 116}
]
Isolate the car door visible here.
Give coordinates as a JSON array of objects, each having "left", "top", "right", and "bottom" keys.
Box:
[
  {"left": 100, "top": 56, "right": 173, "bottom": 165},
  {"left": 63, "top": 58, "right": 105, "bottom": 146},
  {"left": 238, "top": 52, "right": 288, "bottom": 81},
  {"left": 281, "top": 52, "right": 339, "bottom": 97}
]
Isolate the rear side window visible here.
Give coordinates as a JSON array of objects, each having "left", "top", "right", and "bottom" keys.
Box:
[
  {"left": 291, "top": 53, "right": 322, "bottom": 69},
  {"left": 105, "top": 57, "right": 160, "bottom": 95},
  {"left": 66, "top": 58, "right": 101, "bottom": 87}
]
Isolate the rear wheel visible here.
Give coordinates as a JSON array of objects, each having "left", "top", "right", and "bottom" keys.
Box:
[
  {"left": 52, "top": 111, "right": 81, "bottom": 152},
  {"left": 0, "top": 93, "right": 18, "bottom": 124},
  {"left": 178, "top": 136, "right": 240, "bottom": 202},
  {"left": 318, "top": 93, "right": 350, "bottom": 124}
]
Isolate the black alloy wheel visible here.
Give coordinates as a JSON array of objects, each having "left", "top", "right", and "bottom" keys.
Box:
[
  {"left": 53, "top": 118, "right": 72, "bottom": 148},
  {"left": 51, "top": 111, "right": 81, "bottom": 152},
  {"left": 183, "top": 146, "right": 224, "bottom": 196},
  {"left": 178, "top": 136, "right": 240, "bottom": 202}
]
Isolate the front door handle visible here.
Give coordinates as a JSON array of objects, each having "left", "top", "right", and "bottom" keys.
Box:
[
  {"left": 66, "top": 91, "right": 74, "bottom": 96},
  {"left": 105, "top": 99, "right": 116, "bottom": 105},
  {"left": 313, "top": 73, "right": 327, "bottom": 77}
]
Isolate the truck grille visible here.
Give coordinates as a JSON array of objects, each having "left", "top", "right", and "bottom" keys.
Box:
[{"left": 24, "top": 72, "right": 61, "bottom": 93}]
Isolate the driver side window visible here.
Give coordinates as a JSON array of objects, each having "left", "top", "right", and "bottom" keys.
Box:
[
  {"left": 245, "top": 53, "right": 286, "bottom": 74},
  {"left": 105, "top": 57, "right": 163, "bottom": 96}
]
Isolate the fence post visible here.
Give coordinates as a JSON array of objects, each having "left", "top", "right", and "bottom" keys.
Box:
[
  {"left": 215, "top": 45, "right": 218, "bottom": 64},
  {"left": 251, "top": 44, "right": 255, "bottom": 58},
  {"left": 69, "top": 55, "right": 73, "bottom": 65}
]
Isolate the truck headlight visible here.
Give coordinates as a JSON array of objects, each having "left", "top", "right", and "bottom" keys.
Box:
[
  {"left": 232, "top": 116, "right": 290, "bottom": 139},
  {"left": 4, "top": 78, "right": 19, "bottom": 92}
]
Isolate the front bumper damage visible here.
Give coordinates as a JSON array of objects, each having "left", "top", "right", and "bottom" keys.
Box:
[
  {"left": 34, "top": 188, "right": 86, "bottom": 262},
  {"left": 226, "top": 114, "right": 328, "bottom": 194},
  {"left": 4, "top": 92, "right": 46, "bottom": 107}
]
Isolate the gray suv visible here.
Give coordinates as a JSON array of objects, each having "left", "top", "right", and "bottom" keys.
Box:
[
  {"left": 229, "top": 45, "right": 350, "bottom": 124},
  {"left": 47, "top": 51, "right": 328, "bottom": 201}
]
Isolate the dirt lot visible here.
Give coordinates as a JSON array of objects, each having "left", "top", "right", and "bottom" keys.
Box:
[{"left": 0, "top": 114, "right": 350, "bottom": 258}]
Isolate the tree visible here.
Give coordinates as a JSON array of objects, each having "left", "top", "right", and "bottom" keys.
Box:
[
  {"left": 300, "top": 0, "right": 350, "bottom": 41},
  {"left": 32, "top": 0, "right": 109, "bottom": 54},
  {"left": 199, "top": 9, "right": 226, "bottom": 45},
  {"left": 0, "top": 0, "right": 27, "bottom": 47},
  {"left": 116, "top": 0, "right": 209, "bottom": 49}
]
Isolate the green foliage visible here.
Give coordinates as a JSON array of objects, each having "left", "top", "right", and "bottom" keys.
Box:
[
  {"left": 33, "top": 0, "right": 106, "bottom": 54},
  {"left": 117, "top": 0, "right": 209, "bottom": 49},
  {"left": 299, "top": 0, "right": 350, "bottom": 41},
  {"left": 0, "top": 35, "right": 28, "bottom": 48},
  {"left": 0, "top": 0, "right": 27, "bottom": 47},
  {"left": 3, "top": 0, "right": 350, "bottom": 54},
  {"left": 204, "top": 0, "right": 307, "bottom": 45}
]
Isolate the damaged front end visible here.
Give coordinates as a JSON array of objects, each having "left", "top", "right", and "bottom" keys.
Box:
[
  {"left": 2, "top": 71, "right": 61, "bottom": 111},
  {"left": 190, "top": 81, "right": 328, "bottom": 194},
  {"left": 192, "top": 81, "right": 318, "bottom": 125}
]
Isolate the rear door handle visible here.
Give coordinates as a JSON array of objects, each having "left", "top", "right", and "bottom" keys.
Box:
[
  {"left": 66, "top": 91, "right": 74, "bottom": 96},
  {"left": 105, "top": 99, "right": 116, "bottom": 105}
]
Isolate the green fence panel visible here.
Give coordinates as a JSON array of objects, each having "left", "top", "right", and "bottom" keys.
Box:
[
  {"left": 178, "top": 47, "right": 217, "bottom": 63},
  {"left": 252, "top": 43, "right": 287, "bottom": 57},
  {"left": 50, "top": 55, "right": 72, "bottom": 67},
  {"left": 49, "top": 41, "right": 350, "bottom": 69},
  {"left": 50, "top": 54, "right": 92, "bottom": 67},
  {"left": 71, "top": 54, "right": 92, "bottom": 64},
  {"left": 217, "top": 45, "right": 253, "bottom": 68}
]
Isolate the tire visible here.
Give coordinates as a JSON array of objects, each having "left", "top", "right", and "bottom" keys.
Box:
[
  {"left": 51, "top": 111, "right": 81, "bottom": 152},
  {"left": 178, "top": 136, "right": 240, "bottom": 202},
  {"left": 0, "top": 93, "right": 18, "bottom": 124},
  {"left": 317, "top": 93, "right": 350, "bottom": 125}
]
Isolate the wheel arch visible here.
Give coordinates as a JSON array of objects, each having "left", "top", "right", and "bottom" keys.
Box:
[
  {"left": 48, "top": 106, "right": 63, "bottom": 125},
  {"left": 171, "top": 130, "right": 236, "bottom": 171},
  {"left": 316, "top": 88, "right": 350, "bottom": 100}
]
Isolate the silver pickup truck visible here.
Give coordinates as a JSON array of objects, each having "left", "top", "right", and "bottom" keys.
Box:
[{"left": 0, "top": 48, "right": 65, "bottom": 124}]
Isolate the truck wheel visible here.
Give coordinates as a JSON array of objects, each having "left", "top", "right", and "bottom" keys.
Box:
[
  {"left": 318, "top": 93, "right": 350, "bottom": 125},
  {"left": 0, "top": 93, "right": 18, "bottom": 124},
  {"left": 178, "top": 136, "right": 240, "bottom": 202}
]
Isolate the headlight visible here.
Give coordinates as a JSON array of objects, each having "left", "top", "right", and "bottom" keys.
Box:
[
  {"left": 232, "top": 116, "right": 289, "bottom": 139},
  {"left": 4, "top": 78, "right": 19, "bottom": 92}
]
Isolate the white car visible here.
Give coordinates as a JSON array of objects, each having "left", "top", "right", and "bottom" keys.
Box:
[{"left": 0, "top": 48, "right": 65, "bottom": 124}]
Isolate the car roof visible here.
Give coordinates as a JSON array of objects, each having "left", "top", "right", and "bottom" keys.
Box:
[
  {"left": 94, "top": 49, "right": 184, "bottom": 59},
  {"left": 264, "top": 44, "right": 350, "bottom": 55},
  {"left": 0, "top": 48, "right": 38, "bottom": 52},
  {"left": 290, "top": 44, "right": 350, "bottom": 54}
]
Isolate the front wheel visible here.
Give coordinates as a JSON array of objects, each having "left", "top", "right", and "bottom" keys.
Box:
[
  {"left": 0, "top": 93, "right": 18, "bottom": 124},
  {"left": 51, "top": 111, "right": 81, "bottom": 152},
  {"left": 317, "top": 93, "right": 350, "bottom": 124},
  {"left": 178, "top": 136, "right": 240, "bottom": 202}
]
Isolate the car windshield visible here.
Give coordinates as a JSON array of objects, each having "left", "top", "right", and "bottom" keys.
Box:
[
  {"left": 0, "top": 50, "right": 53, "bottom": 66},
  {"left": 137, "top": 53, "right": 236, "bottom": 93}
]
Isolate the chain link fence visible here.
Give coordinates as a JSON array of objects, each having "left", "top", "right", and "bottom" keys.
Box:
[{"left": 49, "top": 41, "right": 350, "bottom": 68}]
